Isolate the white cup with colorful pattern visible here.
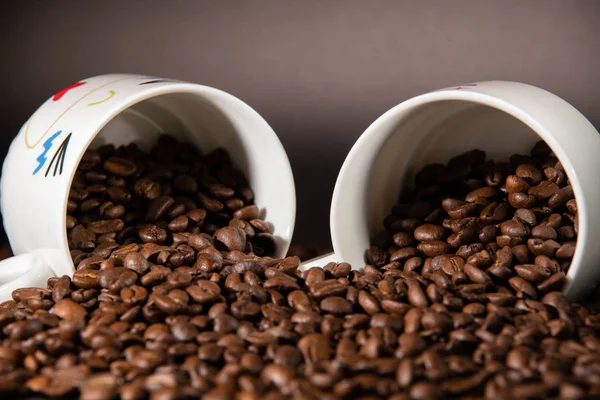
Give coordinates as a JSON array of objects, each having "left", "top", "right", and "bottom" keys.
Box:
[{"left": 0, "top": 74, "right": 296, "bottom": 301}]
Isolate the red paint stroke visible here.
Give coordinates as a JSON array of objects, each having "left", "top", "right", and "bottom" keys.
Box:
[{"left": 53, "top": 81, "right": 86, "bottom": 101}]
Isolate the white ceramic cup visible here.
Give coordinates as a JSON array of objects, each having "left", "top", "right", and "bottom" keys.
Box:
[
  {"left": 306, "top": 81, "right": 600, "bottom": 301},
  {"left": 0, "top": 74, "right": 296, "bottom": 301}
]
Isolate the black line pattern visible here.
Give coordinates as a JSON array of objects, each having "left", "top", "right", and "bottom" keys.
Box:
[
  {"left": 138, "top": 80, "right": 172, "bottom": 86},
  {"left": 45, "top": 133, "right": 72, "bottom": 177}
]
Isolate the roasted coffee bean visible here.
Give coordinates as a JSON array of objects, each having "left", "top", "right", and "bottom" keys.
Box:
[
  {"left": 98, "top": 267, "right": 138, "bottom": 293},
  {"left": 72, "top": 270, "right": 100, "bottom": 289},
  {"left": 320, "top": 297, "right": 353, "bottom": 315},
  {"left": 134, "top": 178, "right": 161, "bottom": 200},
  {"left": 480, "top": 202, "right": 508, "bottom": 223},
  {"left": 393, "top": 232, "right": 414, "bottom": 248},
  {"left": 146, "top": 196, "right": 175, "bottom": 221},
  {"left": 516, "top": 164, "right": 543, "bottom": 185},
  {"left": 138, "top": 225, "right": 168, "bottom": 244},
  {"left": 53, "top": 299, "right": 87, "bottom": 321},
  {"left": 463, "top": 264, "right": 492, "bottom": 285},
  {"left": 186, "top": 280, "right": 221, "bottom": 304},
  {"left": 509, "top": 192, "right": 536, "bottom": 208},
  {"left": 514, "top": 208, "right": 537, "bottom": 226},
  {"left": 104, "top": 157, "right": 137, "bottom": 177},
  {"left": 233, "top": 205, "right": 260, "bottom": 221},
  {"left": 413, "top": 224, "right": 446, "bottom": 241},
  {"left": 514, "top": 264, "right": 552, "bottom": 282},
  {"left": 417, "top": 240, "right": 451, "bottom": 257},
  {"left": 215, "top": 226, "right": 246, "bottom": 252},
  {"left": 506, "top": 175, "right": 530, "bottom": 194},
  {"left": 500, "top": 220, "right": 528, "bottom": 237}
]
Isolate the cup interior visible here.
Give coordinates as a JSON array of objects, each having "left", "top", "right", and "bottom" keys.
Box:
[
  {"left": 332, "top": 98, "right": 576, "bottom": 272},
  {"left": 65, "top": 89, "right": 295, "bottom": 266},
  {"left": 368, "top": 100, "right": 541, "bottom": 239}
]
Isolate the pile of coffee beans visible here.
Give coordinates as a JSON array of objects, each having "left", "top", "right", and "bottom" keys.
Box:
[
  {"left": 0, "top": 137, "right": 599, "bottom": 399},
  {"left": 370, "top": 141, "right": 576, "bottom": 294},
  {"left": 66, "top": 135, "right": 277, "bottom": 261}
]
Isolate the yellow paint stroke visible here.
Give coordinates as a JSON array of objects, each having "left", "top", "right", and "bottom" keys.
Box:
[
  {"left": 24, "top": 77, "right": 131, "bottom": 149},
  {"left": 88, "top": 90, "right": 115, "bottom": 106}
]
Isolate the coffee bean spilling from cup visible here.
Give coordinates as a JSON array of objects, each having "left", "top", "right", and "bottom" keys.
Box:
[
  {"left": 1, "top": 138, "right": 600, "bottom": 399},
  {"left": 370, "top": 141, "right": 576, "bottom": 296}
]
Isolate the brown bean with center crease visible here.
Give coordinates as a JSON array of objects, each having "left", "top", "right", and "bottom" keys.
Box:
[
  {"left": 516, "top": 164, "right": 542, "bottom": 185},
  {"left": 98, "top": 268, "right": 138, "bottom": 293},
  {"left": 73, "top": 270, "right": 100, "bottom": 289},
  {"left": 514, "top": 264, "right": 552, "bottom": 282},
  {"left": 138, "top": 225, "right": 168, "bottom": 244},
  {"left": 544, "top": 166, "right": 565, "bottom": 184},
  {"left": 215, "top": 226, "right": 246, "bottom": 252},
  {"left": 528, "top": 238, "right": 561, "bottom": 257},
  {"left": 529, "top": 181, "right": 559, "bottom": 200},
  {"left": 508, "top": 276, "right": 538, "bottom": 299},
  {"left": 480, "top": 202, "right": 508, "bottom": 223},
  {"left": 263, "top": 276, "right": 300, "bottom": 292},
  {"left": 186, "top": 280, "right": 221, "bottom": 304},
  {"left": 506, "top": 175, "right": 530, "bottom": 193}
]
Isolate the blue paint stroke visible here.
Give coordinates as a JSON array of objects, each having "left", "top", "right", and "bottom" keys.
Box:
[{"left": 33, "top": 130, "right": 62, "bottom": 175}]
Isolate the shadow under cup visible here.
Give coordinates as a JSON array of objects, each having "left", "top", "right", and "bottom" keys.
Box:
[
  {"left": 332, "top": 98, "right": 585, "bottom": 296},
  {"left": 66, "top": 90, "right": 296, "bottom": 270}
]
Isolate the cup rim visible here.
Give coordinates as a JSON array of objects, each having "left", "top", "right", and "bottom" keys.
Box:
[{"left": 331, "top": 81, "right": 586, "bottom": 288}]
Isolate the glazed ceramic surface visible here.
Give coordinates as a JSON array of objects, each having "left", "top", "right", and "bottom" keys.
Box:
[{"left": 0, "top": 74, "right": 296, "bottom": 300}]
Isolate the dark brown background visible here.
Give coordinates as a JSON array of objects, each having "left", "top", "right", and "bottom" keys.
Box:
[{"left": 0, "top": 0, "right": 599, "bottom": 249}]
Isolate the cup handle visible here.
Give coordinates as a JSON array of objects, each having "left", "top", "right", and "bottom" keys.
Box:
[
  {"left": 0, "top": 251, "right": 57, "bottom": 302},
  {"left": 298, "top": 252, "right": 339, "bottom": 270}
]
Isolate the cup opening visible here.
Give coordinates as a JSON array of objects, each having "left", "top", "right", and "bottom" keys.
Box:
[
  {"left": 332, "top": 96, "right": 581, "bottom": 276},
  {"left": 63, "top": 87, "right": 295, "bottom": 273},
  {"left": 89, "top": 93, "right": 252, "bottom": 176},
  {"left": 367, "top": 100, "right": 544, "bottom": 240}
]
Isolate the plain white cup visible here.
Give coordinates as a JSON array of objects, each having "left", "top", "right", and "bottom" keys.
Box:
[
  {"left": 306, "top": 81, "right": 600, "bottom": 301},
  {"left": 0, "top": 74, "right": 296, "bottom": 301}
]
